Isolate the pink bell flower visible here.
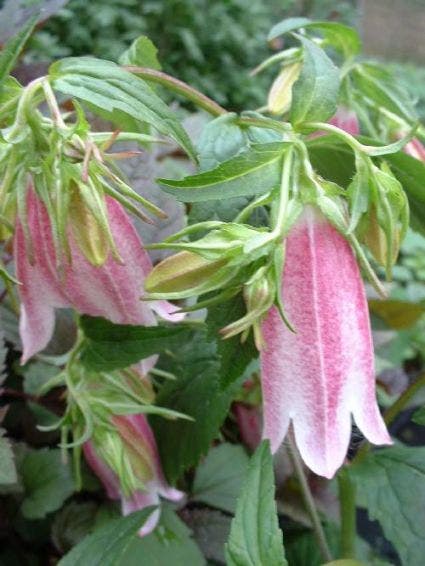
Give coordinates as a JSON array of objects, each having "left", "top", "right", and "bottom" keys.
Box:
[
  {"left": 261, "top": 206, "right": 391, "bottom": 478},
  {"left": 83, "top": 414, "right": 183, "bottom": 536},
  {"left": 15, "top": 187, "right": 182, "bottom": 363}
]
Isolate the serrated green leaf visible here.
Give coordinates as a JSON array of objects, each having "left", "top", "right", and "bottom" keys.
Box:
[
  {"left": 79, "top": 316, "right": 193, "bottom": 371},
  {"left": 58, "top": 509, "right": 154, "bottom": 566},
  {"left": 290, "top": 36, "right": 340, "bottom": 125},
  {"left": 20, "top": 448, "right": 75, "bottom": 519},
  {"left": 225, "top": 440, "right": 286, "bottom": 566},
  {"left": 0, "top": 15, "right": 37, "bottom": 95},
  {"left": 268, "top": 18, "right": 361, "bottom": 58},
  {"left": 119, "top": 35, "right": 161, "bottom": 70},
  {"left": 0, "top": 429, "right": 17, "bottom": 485},
  {"left": 349, "top": 446, "right": 425, "bottom": 566},
  {"left": 158, "top": 142, "right": 287, "bottom": 202},
  {"left": 49, "top": 57, "right": 195, "bottom": 160},
  {"left": 122, "top": 507, "right": 205, "bottom": 566},
  {"left": 152, "top": 296, "right": 255, "bottom": 484},
  {"left": 192, "top": 443, "right": 249, "bottom": 514}
]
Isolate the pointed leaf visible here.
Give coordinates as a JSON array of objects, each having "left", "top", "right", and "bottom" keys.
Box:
[
  {"left": 225, "top": 440, "right": 287, "bottom": 566},
  {"left": 290, "top": 36, "right": 340, "bottom": 125},
  {"left": 159, "top": 142, "right": 287, "bottom": 202},
  {"left": 49, "top": 57, "right": 195, "bottom": 160},
  {"left": 0, "top": 15, "right": 37, "bottom": 94}
]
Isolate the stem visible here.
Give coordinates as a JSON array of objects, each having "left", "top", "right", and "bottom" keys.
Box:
[
  {"left": 123, "top": 66, "right": 227, "bottom": 117},
  {"left": 287, "top": 433, "right": 333, "bottom": 562},
  {"left": 384, "top": 372, "right": 425, "bottom": 427},
  {"left": 338, "top": 470, "right": 357, "bottom": 558}
]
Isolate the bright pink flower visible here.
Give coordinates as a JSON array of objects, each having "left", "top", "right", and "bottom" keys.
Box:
[
  {"left": 329, "top": 106, "right": 360, "bottom": 136},
  {"left": 83, "top": 414, "right": 183, "bottom": 537},
  {"left": 261, "top": 206, "right": 391, "bottom": 478},
  {"left": 15, "top": 188, "right": 182, "bottom": 363}
]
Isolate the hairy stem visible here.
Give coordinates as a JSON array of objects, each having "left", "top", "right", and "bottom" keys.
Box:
[
  {"left": 287, "top": 433, "right": 333, "bottom": 562},
  {"left": 123, "top": 66, "right": 227, "bottom": 117}
]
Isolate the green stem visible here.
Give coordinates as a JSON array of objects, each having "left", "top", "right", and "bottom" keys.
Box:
[
  {"left": 123, "top": 66, "right": 227, "bottom": 117},
  {"left": 287, "top": 433, "right": 333, "bottom": 562},
  {"left": 384, "top": 372, "right": 425, "bottom": 427},
  {"left": 338, "top": 470, "right": 357, "bottom": 558}
]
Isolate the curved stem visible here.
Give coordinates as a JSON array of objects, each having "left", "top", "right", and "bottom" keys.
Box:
[
  {"left": 287, "top": 432, "right": 333, "bottom": 562},
  {"left": 123, "top": 66, "right": 227, "bottom": 117},
  {"left": 338, "top": 470, "right": 357, "bottom": 559}
]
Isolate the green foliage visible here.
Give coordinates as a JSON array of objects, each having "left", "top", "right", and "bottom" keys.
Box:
[
  {"left": 79, "top": 315, "right": 193, "bottom": 371},
  {"left": 349, "top": 446, "right": 425, "bottom": 566},
  {"left": 0, "top": 429, "right": 17, "bottom": 485},
  {"left": 19, "top": 448, "right": 75, "bottom": 519},
  {"left": 58, "top": 508, "right": 155, "bottom": 566},
  {"left": 192, "top": 443, "right": 249, "bottom": 513},
  {"left": 159, "top": 142, "right": 288, "bottom": 202},
  {"left": 0, "top": 15, "right": 37, "bottom": 94},
  {"left": 290, "top": 36, "right": 340, "bottom": 125},
  {"left": 225, "top": 440, "right": 287, "bottom": 566}
]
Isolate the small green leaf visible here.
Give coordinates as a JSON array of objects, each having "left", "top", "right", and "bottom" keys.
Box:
[
  {"left": 119, "top": 35, "right": 161, "bottom": 69},
  {"left": 0, "top": 15, "right": 37, "bottom": 94},
  {"left": 225, "top": 440, "right": 286, "bottom": 566},
  {"left": 79, "top": 316, "right": 193, "bottom": 371},
  {"left": 49, "top": 57, "right": 195, "bottom": 160},
  {"left": 20, "top": 448, "right": 75, "bottom": 519},
  {"left": 58, "top": 508, "right": 155, "bottom": 566},
  {"left": 290, "top": 36, "right": 340, "bottom": 125},
  {"left": 349, "top": 446, "right": 425, "bottom": 566},
  {"left": 192, "top": 443, "right": 249, "bottom": 513},
  {"left": 0, "top": 430, "right": 17, "bottom": 485},
  {"left": 268, "top": 18, "right": 361, "bottom": 58},
  {"left": 159, "top": 142, "right": 287, "bottom": 202}
]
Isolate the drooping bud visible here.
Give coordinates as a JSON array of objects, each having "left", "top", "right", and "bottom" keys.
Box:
[
  {"left": 268, "top": 62, "right": 302, "bottom": 115},
  {"left": 84, "top": 414, "right": 183, "bottom": 537},
  {"left": 15, "top": 186, "right": 183, "bottom": 363},
  {"left": 261, "top": 206, "right": 391, "bottom": 479}
]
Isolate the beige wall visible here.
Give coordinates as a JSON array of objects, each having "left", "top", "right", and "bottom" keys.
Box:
[{"left": 360, "top": 0, "right": 425, "bottom": 62}]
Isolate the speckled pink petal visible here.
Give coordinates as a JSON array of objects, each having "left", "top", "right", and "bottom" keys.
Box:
[
  {"left": 15, "top": 189, "right": 184, "bottom": 361},
  {"left": 261, "top": 206, "right": 391, "bottom": 478}
]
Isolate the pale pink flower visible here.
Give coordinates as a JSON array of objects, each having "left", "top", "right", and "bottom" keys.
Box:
[
  {"left": 83, "top": 414, "right": 183, "bottom": 537},
  {"left": 261, "top": 206, "right": 391, "bottom": 478},
  {"left": 15, "top": 187, "right": 182, "bottom": 363},
  {"left": 329, "top": 106, "right": 360, "bottom": 136},
  {"left": 402, "top": 137, "right": 425, "bottom": 161}
]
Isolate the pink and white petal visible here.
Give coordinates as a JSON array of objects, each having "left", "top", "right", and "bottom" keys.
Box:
[
  {"left": 151, "top": 300, "right": 185, "bottom": 322},
  {"left": 329, "top": 107, "right": 360, "bottom": 135},
  {"left": 122, "top": 488, "right": 161, "bottom": 537}
]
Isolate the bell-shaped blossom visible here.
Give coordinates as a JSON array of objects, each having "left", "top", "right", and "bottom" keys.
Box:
[
  {"left": 83, "top": 414, "right": 183, "bottom": 537},
  {"left": 329, "top": 106, "right": 360, "bottom": 136},
  {"left": 261, "top": 206, "right": 391, "bottom": 478},
  {"left": 15, "top": 187, "right": 182, "bottom": 363}
]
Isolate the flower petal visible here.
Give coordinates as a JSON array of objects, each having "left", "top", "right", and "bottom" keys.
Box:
[{"left": 261, "top": 206, "right": 391, "bottom": 478}]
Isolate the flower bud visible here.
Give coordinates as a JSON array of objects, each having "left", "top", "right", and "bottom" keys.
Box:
[{"left": 268, "top": 62, "right": 301, "bottom": 115}]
